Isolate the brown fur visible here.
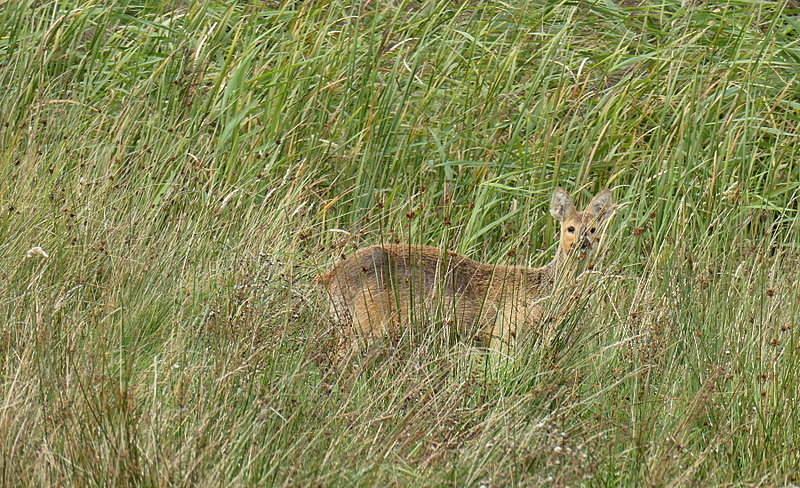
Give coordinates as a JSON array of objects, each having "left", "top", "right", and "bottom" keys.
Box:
[{"left": 315, "top": 188, "right": 613, "bottom": 357}]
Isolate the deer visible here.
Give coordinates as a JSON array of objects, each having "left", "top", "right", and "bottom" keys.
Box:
[{"left": 314, "top": 188, "right": 614, "bottom": 362}]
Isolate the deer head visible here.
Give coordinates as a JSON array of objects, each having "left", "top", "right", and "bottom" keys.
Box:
[{"left": 550, "top": 188, "right": 614, "bottom": 261}]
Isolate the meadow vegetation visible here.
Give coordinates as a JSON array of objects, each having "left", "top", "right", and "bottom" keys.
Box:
[{"left": 1, "top": 0, "right": 799, "bottom": 485}]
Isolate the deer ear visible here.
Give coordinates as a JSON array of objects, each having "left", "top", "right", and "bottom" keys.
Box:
[
  {"left": 550, "top": 188, "right": 575, "bottom": 221},
  {"left": 586, "top": 190, "right": 613, "bottom": 222}
]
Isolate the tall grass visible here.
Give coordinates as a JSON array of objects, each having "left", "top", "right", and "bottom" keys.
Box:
[{"left": 1, "top": 0, "right": 799, "bottom": 485}]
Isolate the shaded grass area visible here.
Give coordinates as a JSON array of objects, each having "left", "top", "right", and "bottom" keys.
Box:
[{"left": 1, "top": 0, "right": 799, "bottom": 485}]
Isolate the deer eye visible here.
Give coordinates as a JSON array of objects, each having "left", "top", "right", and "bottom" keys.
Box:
[
  {"left": 590, "top": 227, "right": 596, "bottom": 233},
  {"left": 567, "top": 226, "right": 575, "bottom": 233}
]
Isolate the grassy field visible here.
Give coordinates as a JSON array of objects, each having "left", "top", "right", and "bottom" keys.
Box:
[{"left": 2, "top": 0, "right": 800, "bottom": 485}]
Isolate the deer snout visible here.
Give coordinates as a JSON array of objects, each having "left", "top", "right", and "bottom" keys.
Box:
[{"left": 580, "top": 234, "right": 592, "bottom": 249}]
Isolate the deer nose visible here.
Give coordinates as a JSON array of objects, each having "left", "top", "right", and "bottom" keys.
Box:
[{"left": 580, "top": 235, "right": 592, "bottom": 249}]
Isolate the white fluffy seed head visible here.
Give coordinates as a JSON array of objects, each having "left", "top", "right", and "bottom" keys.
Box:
[{"left": 26, "top": 246, "right": 49, "bottom": 258}]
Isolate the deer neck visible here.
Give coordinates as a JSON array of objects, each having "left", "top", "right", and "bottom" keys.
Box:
[
  {"left": 547, "top": 243, "right": 591, "bottom": 283},
  {"left": 517, "top": 244, "right": 587, "bottom": 291}
]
